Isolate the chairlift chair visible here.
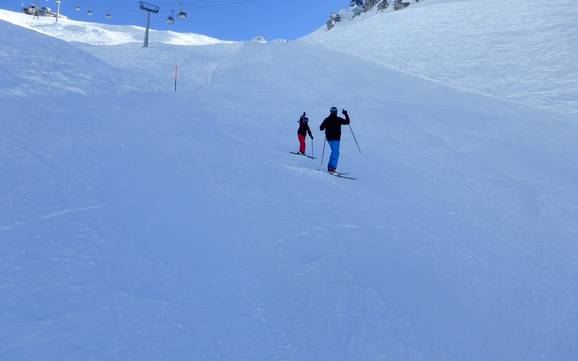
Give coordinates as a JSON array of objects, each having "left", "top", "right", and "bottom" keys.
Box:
[
  {"left": 74, "top": 5, "right": 80, "bottom": 11},
  {"left": 177, "top": 10, "right": 187, "bottom": 20},
  {"left": 166, "top": 10, "right": 175, "bottom": 24},
  {"left": 177, "top": 2, "right": 187, "bottom": 20},
  {"left": 86, "top": 7, "right": 93, "bottom": 16},
  {"left": 106, "top": 13, "right": 112, "bottom": 19}
]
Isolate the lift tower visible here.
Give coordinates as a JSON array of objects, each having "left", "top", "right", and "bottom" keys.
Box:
[{"left": 139, "top": 1, "right": 159, "bottom": 48}]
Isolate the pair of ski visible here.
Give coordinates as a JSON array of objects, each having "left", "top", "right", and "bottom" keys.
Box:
[
  {"left": 325, "top": 170, "right": 356, "bottom": 180},
  {"left": 289, "top": 151, "right": 315, "bottom": 159},
  {"left": 289, "top": 151, "right": 356, "bottom": 180}
]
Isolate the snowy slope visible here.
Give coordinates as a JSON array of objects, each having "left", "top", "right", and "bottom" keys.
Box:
[
  {"left": 0, "top": 8, "right": 229, "bottom": 45},
  {"left": 0, "top": 20, "right": 127, "bottom": 96},
  {"left": 306, "top": 0, "right": 578, "bottom": 115},
  {"left": 1, "top": 8, "right": 578, "bottom": 361},
  {"left": 75, "top": 41, "right": 244, "bottom": 93}
]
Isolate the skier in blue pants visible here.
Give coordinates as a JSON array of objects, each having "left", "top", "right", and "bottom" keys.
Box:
[
  {"left": 328, "top": 140, "right": 340, "bottom": 171},
  {"left": 320, "top": 107, "right": 351, "bottom": 173}
]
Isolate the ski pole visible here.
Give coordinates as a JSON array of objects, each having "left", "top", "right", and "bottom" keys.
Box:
[
  {"left": 348, "top": 124, "right": 362, "bottom": 154},
  {"left": 320, "top": 137, "right": 326, "bottom": 169},
  {"left": 311, "top": 137, "right": 314, "bottom": 158},
  {"left": 174, "top": 64, "right": 178, "bottom": 92}
]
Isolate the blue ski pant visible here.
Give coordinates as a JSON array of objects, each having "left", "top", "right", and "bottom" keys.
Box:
[{"left": 327, "top": 140, "right": 340, "bottom": 170}]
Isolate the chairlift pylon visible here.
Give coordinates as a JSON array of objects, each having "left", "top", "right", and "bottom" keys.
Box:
[{"left": 139, "top": 1, "right": 160, "bottom": 48}]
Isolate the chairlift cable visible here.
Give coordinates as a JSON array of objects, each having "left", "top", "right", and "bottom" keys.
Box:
[{"left": 58, "top": 0, "right": 264, "bottom": 18}]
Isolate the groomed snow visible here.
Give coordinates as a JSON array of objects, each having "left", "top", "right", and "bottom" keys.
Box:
[
  {"left": 305, "top": 0, "right": 578, "bottom": 115},
  {"left": 1, "top": 3, "right": 578, "bottom": 361}
]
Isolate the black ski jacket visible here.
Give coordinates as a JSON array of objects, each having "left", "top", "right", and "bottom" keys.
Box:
[
  {"left": 320, "top": 113, "right": 350, "bottom": 141},
  {"left": 298, "top": 117, "right": 313, "bottom": 138}
]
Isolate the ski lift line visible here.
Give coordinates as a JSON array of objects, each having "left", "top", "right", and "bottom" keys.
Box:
[
  {"left": 128, "top": 0, "right": 264, "bottom": 10},
  {"left": 63, "top": 0, "right": 261, "bottom": 10},
  {"left": 74, "top": 0, "right": 261, "bottom": 10},
  {"left": 48, "top": 0, "right": 264, "bottom": 18}
]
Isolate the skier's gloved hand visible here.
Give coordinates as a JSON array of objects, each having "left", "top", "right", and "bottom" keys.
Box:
[
  {"left": 342, "top": 109, "right": 348, "bottom": 115},
  {"left": 310, "top": 134, "right": 314, "bottom": 139}
]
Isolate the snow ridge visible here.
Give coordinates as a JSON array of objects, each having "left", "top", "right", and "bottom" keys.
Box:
[
  {"left": 307, "top": 0, "right": 578, "bottom": 115},
  {"left": 0, "top": 8, "right": 229, "bottom": 45}
]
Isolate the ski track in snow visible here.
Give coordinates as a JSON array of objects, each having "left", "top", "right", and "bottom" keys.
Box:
[
  {"left": 0, "top": 205, "right": 107, "bottom": 231},
  {"left": 38, "top": 205, "right": 107, "bottom": 220}
]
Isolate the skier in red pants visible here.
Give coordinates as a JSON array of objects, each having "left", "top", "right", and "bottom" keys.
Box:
[{"left": 297, "top": 112, "right": 314, "bottom": 155}]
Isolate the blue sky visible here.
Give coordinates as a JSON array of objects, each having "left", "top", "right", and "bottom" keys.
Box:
[{"left": 14, "top": 0, "right": 347, "bottom": 40}]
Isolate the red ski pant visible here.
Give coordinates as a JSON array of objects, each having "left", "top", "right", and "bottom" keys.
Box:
[{"left": 298, "top": 134, "right": 306, "bottom": 154}]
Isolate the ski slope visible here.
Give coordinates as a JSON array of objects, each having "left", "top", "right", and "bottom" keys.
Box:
[
  {"left": 1, "top": 3, "right": 578, "bottom": 361},
  {"left": 306, "top": 0, "right": 578, "bottom": 115}
]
